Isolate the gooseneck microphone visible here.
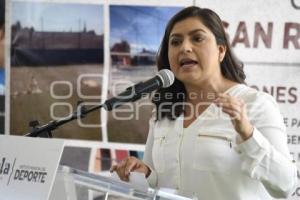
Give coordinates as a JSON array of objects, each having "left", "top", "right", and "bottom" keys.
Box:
[{"left": 103, "top": 69, "right": 175, "bottom": 111}]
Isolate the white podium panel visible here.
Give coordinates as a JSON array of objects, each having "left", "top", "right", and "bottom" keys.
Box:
[{"left": 0, "top": 135, "right": 64, "bottom": 200}]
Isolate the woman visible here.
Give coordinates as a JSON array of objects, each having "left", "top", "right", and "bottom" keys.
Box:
[{"left": 110, "top": 6, "right": 297, "bottom": 199}]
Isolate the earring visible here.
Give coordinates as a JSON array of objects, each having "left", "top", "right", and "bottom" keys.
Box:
[{"left": 219, "top": 55, "right": 223, "bottom": 63}]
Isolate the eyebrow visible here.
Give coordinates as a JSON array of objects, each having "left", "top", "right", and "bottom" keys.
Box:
[{"left": 170, "top": 28, "right": 206, "bottom": 38}]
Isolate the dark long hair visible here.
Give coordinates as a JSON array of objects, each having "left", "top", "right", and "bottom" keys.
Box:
[
  {"left": 153, "top": 6, "right": 246, "bottom": 120},
  {"left": 0, "top": 0, "right": 4, "bottom": 31}
]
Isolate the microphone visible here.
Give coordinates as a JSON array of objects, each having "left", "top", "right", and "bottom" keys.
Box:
[{"left": 103, "top": 69, "right": 175, "bottom": 111}]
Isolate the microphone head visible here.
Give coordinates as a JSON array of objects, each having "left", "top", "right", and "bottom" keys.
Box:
[{"left": 157, "top": 69, "right": 175, "bottom": 88}]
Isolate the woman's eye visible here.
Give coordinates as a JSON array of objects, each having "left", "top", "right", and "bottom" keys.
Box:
[
  {"left": 193, "top": 36, "right": 204, "bottom": 42},
  {"left": 170, "top": 39, "right": 181, "bottom": 46}
]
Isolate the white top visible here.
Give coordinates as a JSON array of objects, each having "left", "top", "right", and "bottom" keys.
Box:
[{"left": 143, "top": 84, "right": 297, "bottom": 200}]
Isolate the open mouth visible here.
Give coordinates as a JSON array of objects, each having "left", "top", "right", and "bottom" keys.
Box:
[{"left": 179, "top": 58, "right": 198, "bottom": 67}]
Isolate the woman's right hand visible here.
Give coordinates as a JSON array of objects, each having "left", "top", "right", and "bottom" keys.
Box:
[{"left": 110, "top": 156, "right": 151, "bottom": 182}]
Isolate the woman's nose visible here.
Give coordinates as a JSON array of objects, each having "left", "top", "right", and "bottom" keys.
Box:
[{"left": 180, "top": 39, "right": 192, "bottom": 53}]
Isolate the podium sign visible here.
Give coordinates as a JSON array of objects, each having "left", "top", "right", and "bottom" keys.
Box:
[{"left": 0, "top": 135, "right": 64, "bottom": 200}]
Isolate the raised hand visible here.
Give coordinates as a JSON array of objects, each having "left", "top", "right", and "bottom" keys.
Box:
[{"left": 213, "top": 93, "right": 253, "bottom": 141}]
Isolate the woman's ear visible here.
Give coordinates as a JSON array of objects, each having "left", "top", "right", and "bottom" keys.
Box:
[{"left": 218, "top": 44, "right": 226, "bottom": 62}]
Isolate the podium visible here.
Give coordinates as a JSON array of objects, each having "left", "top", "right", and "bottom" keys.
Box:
[
  {"left": 49, "top": 165, "right": 194, "bottom": 200},
  {"left": 0, "top": 135, "right": 194, "bottom": 200}
]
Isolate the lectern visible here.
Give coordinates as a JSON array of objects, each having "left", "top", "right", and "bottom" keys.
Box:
[{"left": 49, "top": 165, "right": 194, "bottom": 200}]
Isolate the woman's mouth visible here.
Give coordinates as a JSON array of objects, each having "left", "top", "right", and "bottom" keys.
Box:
[{"left": 179, "top": 58, "right": 198, "bottom": 68}]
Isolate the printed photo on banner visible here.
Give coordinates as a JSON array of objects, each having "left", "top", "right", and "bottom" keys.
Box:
[
  {"left": 10, "top": 1, "right": 104, "bottom": 140},
  {"left": 107, "top": 5, "right": 182, "bottom": 144},
  {"left": 0, "top": 0, "right": 5, "bottom": 134}
]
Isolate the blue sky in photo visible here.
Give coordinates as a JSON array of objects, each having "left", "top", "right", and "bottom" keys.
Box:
[
  {"left": 110, "top": 6, "right": 182, "bottom": 54},
  {"left": 12, "top": 2, "right": 103, "bottom": 35}
]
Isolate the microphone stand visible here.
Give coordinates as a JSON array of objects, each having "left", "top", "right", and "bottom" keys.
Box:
[
  {"left": 24, "top": 103, "right": 103, "bottom": 138},
  {"left": 23, "top": 76, "right": 162, "bottom": 137}
]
